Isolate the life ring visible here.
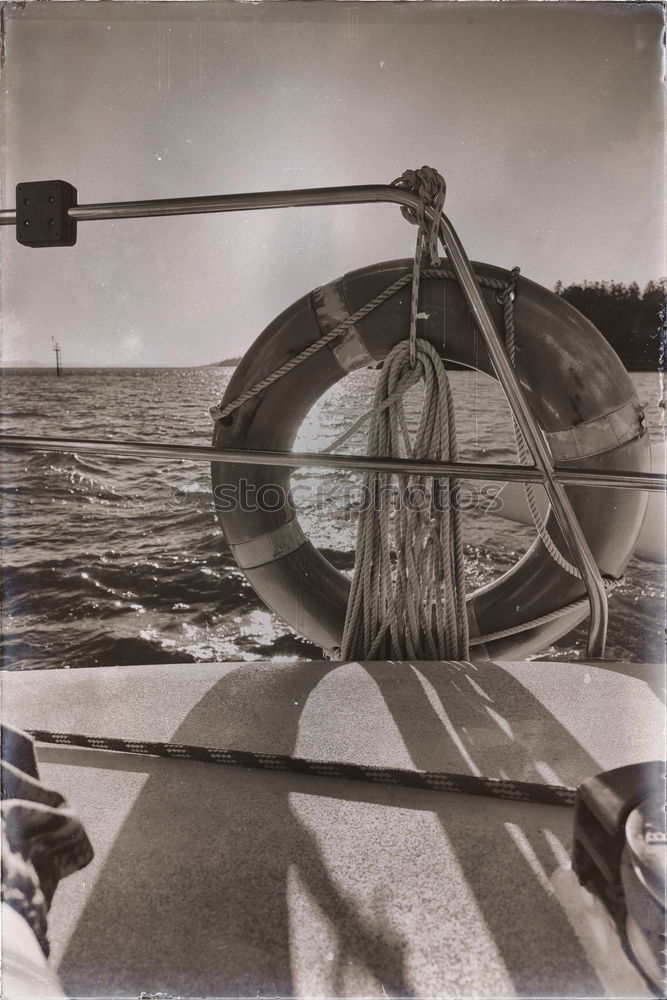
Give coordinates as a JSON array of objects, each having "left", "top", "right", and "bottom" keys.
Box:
[{"left": 211, "top": 259, "right": 650, "bottom": 658}]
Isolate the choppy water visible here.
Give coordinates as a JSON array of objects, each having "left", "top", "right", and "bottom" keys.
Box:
[{"left": 1, "top": 367, "right": 664, "bottom": 669}]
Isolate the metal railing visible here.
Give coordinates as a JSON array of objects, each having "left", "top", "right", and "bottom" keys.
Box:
[
  {"left": 1, "top": 183, "right": 450, "bottom": 226},
  {"left": 2, "top": 181, "right": 665, "bottom": 657},
  {"left": 0, "top": 435, "right": 664, "bottom": 493}
]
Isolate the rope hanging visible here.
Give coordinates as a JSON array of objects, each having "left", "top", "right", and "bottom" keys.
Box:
[
  {"left": 209, "top": 267, "right": 512, "bottom": 425},
  {"left": 209, "top": 273, "right": 418, "bottom": 424},
  {"left": 340, "top": 339, "right": 469, "bottom": 660},
  {"left": 341, "top": 168, "right": 469, "bottom": 661},
  {"left": 500, "top": 268, "right": 581, "bottom": 578}
]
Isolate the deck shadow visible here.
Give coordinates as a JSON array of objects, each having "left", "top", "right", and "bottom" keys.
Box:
[{"left": 54, "top": 658, "right": 629, "bottom": 998}]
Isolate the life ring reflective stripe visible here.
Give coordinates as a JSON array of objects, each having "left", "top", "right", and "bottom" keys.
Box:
[{"left": 211, "top": 259, "right": 650, "bottom": 658}]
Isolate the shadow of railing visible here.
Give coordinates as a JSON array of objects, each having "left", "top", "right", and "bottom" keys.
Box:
[{"left": 54, "top": 658, "right": 640, "bottom": 997}]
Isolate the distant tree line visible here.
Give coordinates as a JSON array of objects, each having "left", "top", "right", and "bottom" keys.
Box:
[{"left": 554, "top": 279, "right": 666, "bottom": 371}]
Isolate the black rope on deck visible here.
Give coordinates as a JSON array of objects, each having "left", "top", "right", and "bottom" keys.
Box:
[{"left": 29, "top": 729, "right": 577, "bottom": 808}]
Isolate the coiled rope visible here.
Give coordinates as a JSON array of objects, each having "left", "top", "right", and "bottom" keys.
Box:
[
  {"left": 338, "top": 168, "right": 470, "bottom": 660},
  {"left": 340, "top": 338, "right": 469, "bottom": 661}
]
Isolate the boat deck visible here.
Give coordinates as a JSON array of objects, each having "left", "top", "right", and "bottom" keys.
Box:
[{"left": 3, "top": 658, "right": 665, "bottom": 998}]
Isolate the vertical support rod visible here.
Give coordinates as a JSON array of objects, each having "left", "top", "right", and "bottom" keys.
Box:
[
  {"left": 52, "top": 340, "right": 62, "bottom": 377},
  {"left": 438, "top": 214, "right": 608, "bottom": 658}
]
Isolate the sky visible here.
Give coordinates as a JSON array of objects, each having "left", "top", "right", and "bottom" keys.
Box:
[{"left": 1, "top": 1, "right": 664, "bottom": 366}]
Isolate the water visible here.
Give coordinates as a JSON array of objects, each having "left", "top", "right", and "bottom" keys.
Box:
[{"left": 1, "top": 366, "right": 664, "bottom": 669}]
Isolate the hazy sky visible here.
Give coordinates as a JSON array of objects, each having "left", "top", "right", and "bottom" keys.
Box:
[{"left": 1, "top": 1, "right": 664, "bottom": 366}]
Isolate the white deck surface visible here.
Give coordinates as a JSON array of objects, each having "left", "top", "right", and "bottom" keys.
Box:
[{"left": 3, "top": 658, "right": 665, "bottom": 999}]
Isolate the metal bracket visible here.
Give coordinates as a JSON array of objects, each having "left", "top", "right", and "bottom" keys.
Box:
[{"left": 16, "top": 180, "right": 78, "bottom": 247}]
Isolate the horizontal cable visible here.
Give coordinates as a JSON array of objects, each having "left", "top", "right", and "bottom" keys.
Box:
[{"left": 0, "top": 434, "right": 664, "bottom": 492}]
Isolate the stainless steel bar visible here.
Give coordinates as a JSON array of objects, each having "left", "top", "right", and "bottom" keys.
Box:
[
  {"left": 1, "top": 434, "right": 664, "bottom": 492},
  {"left": 438, "top": 214, "right": 611, "bottom": 657},
  {"left": 0, "top": 434, "right": 544, "bottom": 481},
  {"left": 556, "top": 468, "right": 664, "bottom": 492},
  {"left": 0, "top": 184, "right": 423, "bottom": 227}
]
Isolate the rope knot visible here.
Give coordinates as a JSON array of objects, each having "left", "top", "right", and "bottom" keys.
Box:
[
  {"left": 392, "top": 166, "right": 446, "bottom": 265},
  {"left": 392, "top": 166, "right": 448, "bottom": 371}
]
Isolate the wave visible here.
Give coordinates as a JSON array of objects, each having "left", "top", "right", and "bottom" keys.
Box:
[{"left": 1, "top": 368, "right": 664, "bottom": 667}]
